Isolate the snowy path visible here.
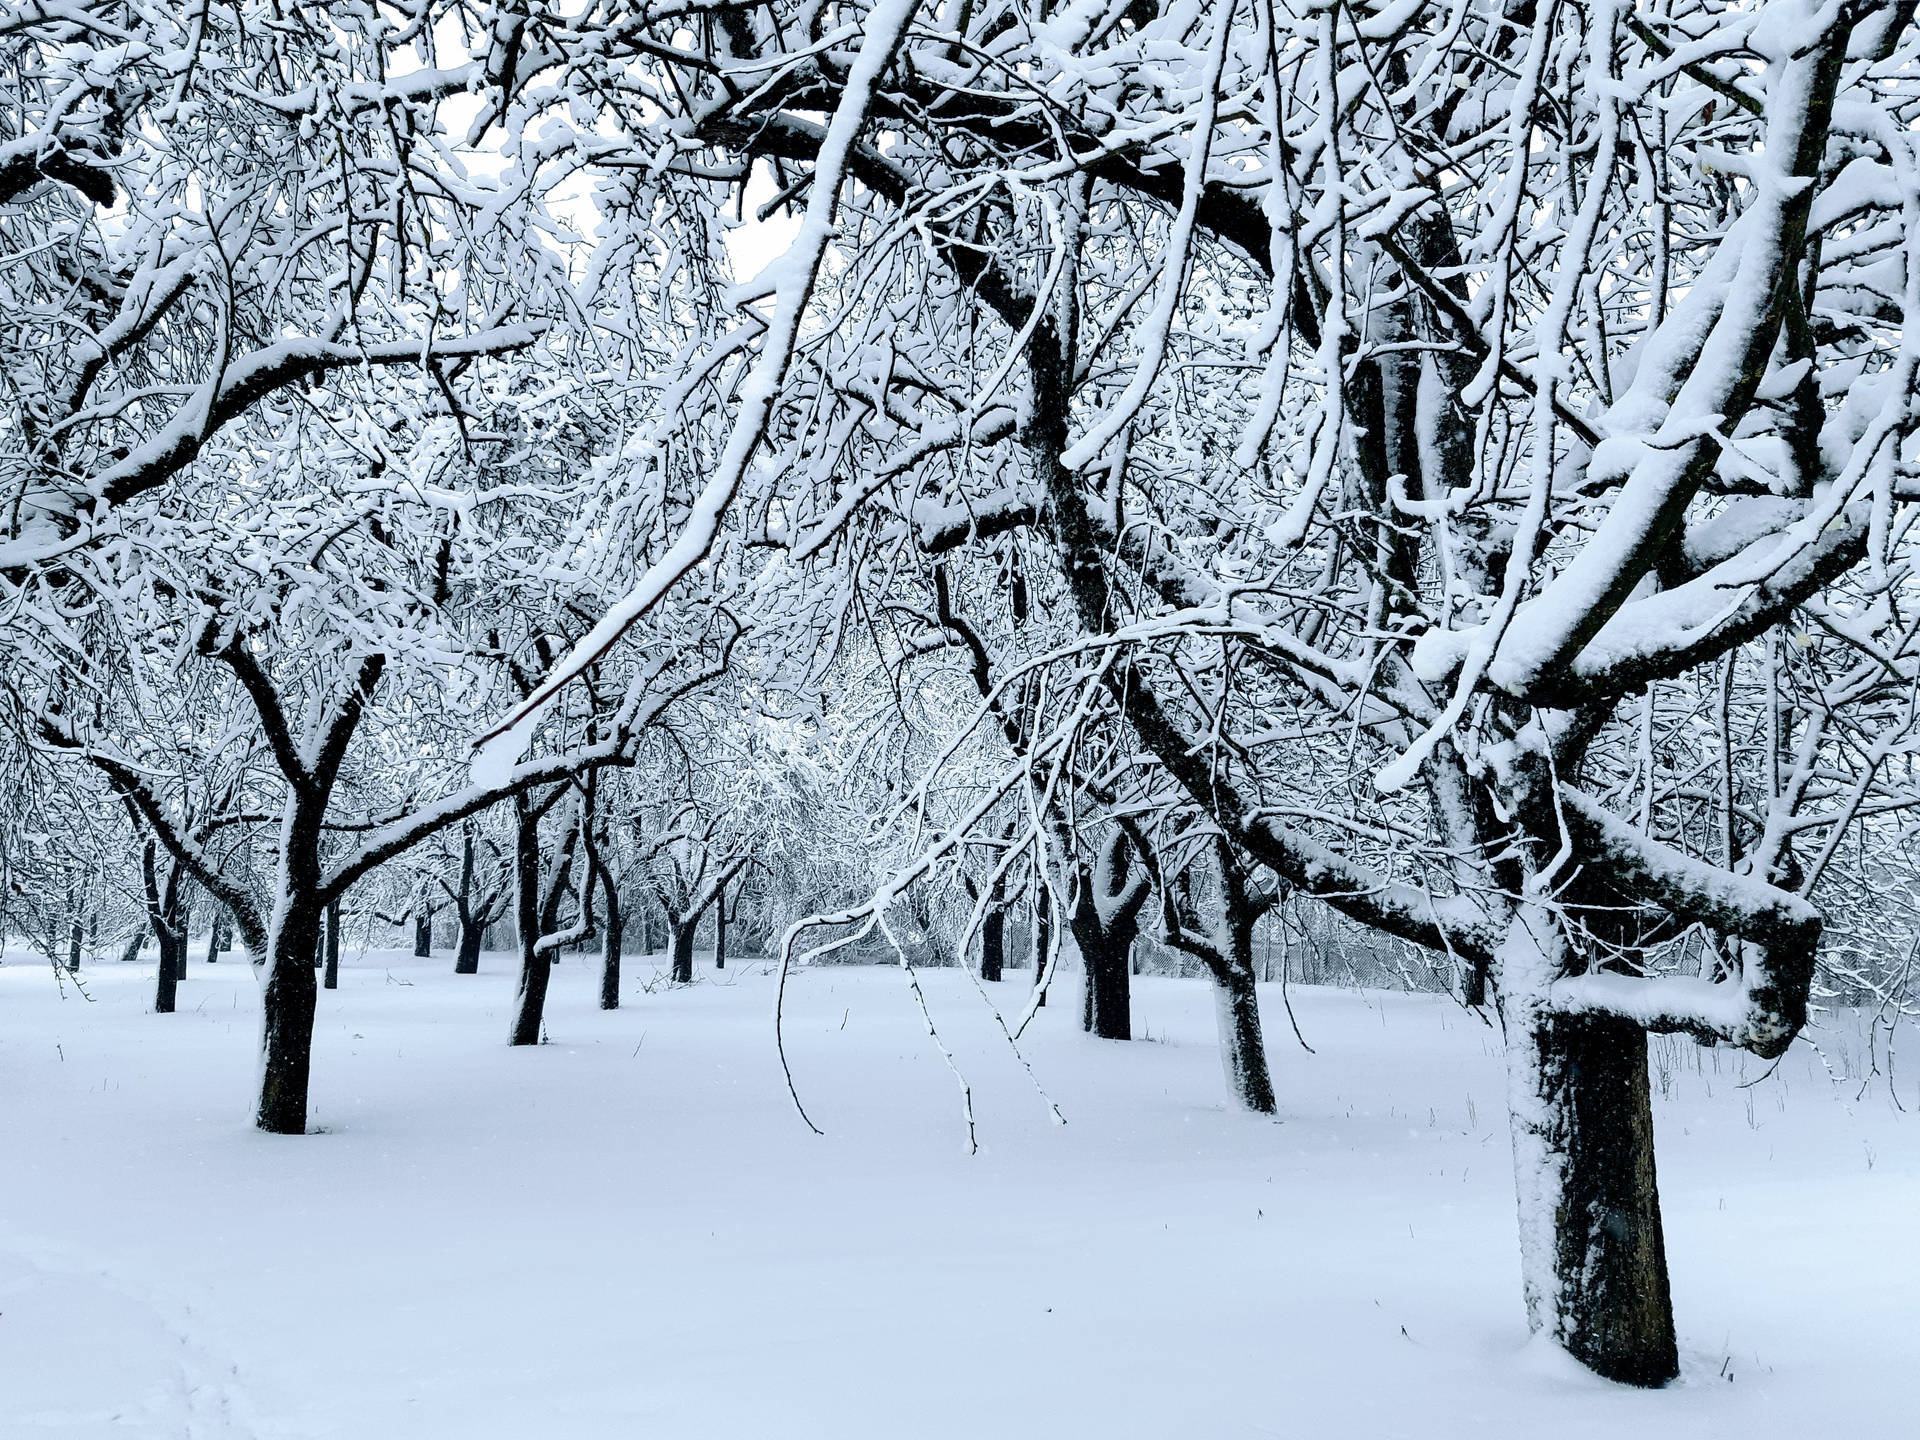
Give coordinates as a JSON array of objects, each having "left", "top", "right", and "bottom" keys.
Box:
[{"left": 2, "top": 950, "right": 1914, "bottom": 1438}]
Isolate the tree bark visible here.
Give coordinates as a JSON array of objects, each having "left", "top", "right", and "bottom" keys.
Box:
[
  {"left": 670, "top": 920, "right": 696, "bottom": 984},
  {"left": 1505, "top": 999, "right": 1677, "bottom": 1385},
  {"left": 1210, "top": 962, "right": 1275, "bottom": 1114},
  {"left": 173, "top": 901, "right": 190, "bottom": 982},
  {"left": 455, "top": 918, "right": 485, "bottom": 975},
  {"left": 980, "top": 905, "right": 1004, "bottom": 981},
  {"left": 257, "top": 905, "right": 322, "bottom": 1133},
  {"left": 322, "top": 900, "right": 341, "bottom": 990},
  {"left": 598, "top": 871, "right": 622, "bottom": 1009},
  {"left": 1070, "top": 838, "right": 1144, "bottom": 1042},
  {"left": 140, "top": 839, "right": 185, "bottom": 1013},
  {"left": 713, "top": 882, "right": 727, "bottom": 970},
  {"left": 67, "top": 916, "right": 82, "bottom": 973},
  {"left": 1032, "top": 885, "right": 1051, "bottom": 1006},
  {"left": 508, "top": 799, "right": 550, "bottom": 1047},
  {"left": 1077, "top": 924, "right": 1132, "bottom": 1040},
  {"left": 414, "top": 908, "right": 433, "bottom": 958},
  {"left": 153, "top": 928, "right": 180, "bottom": 1013}
]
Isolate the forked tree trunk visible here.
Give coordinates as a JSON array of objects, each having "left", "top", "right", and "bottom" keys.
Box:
[
  {"left": 980, "top": 906, "right": 1004, "bottom": 981},
  {"left": 1071, "top": 843, "right": 1143, "bottom": 1042},
  {"left": 1507, "top": 1007, "right": 1677, "bottom": 1386},
  {"left": 669, "top": 920, "right": 696, "bottom": 984},
  {"left": 1210, "top": 962, "right": 1275, "bottom": 1114},
  {"left": 322, "top": 901, "right": 341, "bottom": 990},
  {"left": 257, "top": 906, "right": 323, "bottom": 1134},
  {"left": 598, "top": 873, "right": 622, "bottom": 1010}
]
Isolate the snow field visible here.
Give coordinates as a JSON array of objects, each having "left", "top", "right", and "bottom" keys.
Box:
[{"left": 2, "top": 949, "right": 1913, "bottom": 1439}]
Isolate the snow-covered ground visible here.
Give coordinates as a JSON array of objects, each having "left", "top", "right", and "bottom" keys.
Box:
[{"left": 1, "top": 946, "right": 1913, "bottom": 1439}]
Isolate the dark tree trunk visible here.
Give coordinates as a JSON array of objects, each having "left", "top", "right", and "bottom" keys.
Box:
[
  {"left": 599, "top": 873, "right": 622, "bottom": 1009},
  {"left": 140, "top": 839, "right": 186, "bottom": 1013},
  {"left": 1511, "top": 1011, "right": 1678, "bottom": 1386},
  {"left": 67, "top": 916, "right": 82, "bottom": 973},
  {"left": 172, "top": 902, "right": 190, "bottom": 981},
  {"left": 670, "top": 920, "right": 696, "bottom": 984},
  {"left": 153, "top": 928, "right": 181, "bottom": 1013},
  {"left": 414, "top": 909, "right": 433, "bottom": 958},
  {"left": 713, "top": 883, "right": 727, "bottom": 970},
  {"left": 980, "top": 906, "right": 1004, "bottom": 981},
  {"left": 1032, "top": 885, "right": 1051, "bottom": 1006},
  {"left": 1070, "top": 845, "right": 1142, "bottom": 1042},
  {"left": 257, "top": 907, "right": 323, "bottom": 1134},
  {"left": 1076, "top": 924, "right": 1132, "bottom": 1040},
  {"left": 205, "top": 913, "right": 225, "bottom": 966},
  {"left": 322, "top": 901, "right": 341, "bottom": 990},
  {"left": 118, "top": 929, "right": 144, "bottom": 964},
  {"left": 1463, "top": 954, "right": 1489, "bottom": 1008},
  {"left": 1210, "top": 961, "right": 1275, "bottom": 1114},
  {"left": 455, "top": 919, "right": 485, "bottom": 975},
  {"left": 508, "top": 800, "right": 549, "bottom": 1047}
]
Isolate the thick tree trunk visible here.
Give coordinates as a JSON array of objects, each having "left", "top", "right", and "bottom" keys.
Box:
[
  {"left": 454, "top": 918, "right": 485, "bottom": 975},
  {"left": 1210, "top": 962, "right": 1276, "bottom": 1114},
  {"left": 508, "top": 804, "right": 549, "bottom": 1047},
  {"left": 257, "top": 909, "right": 322, "bottom": 1134},
  {"left": 980, "top": 906, "right": 1004, "bottom": 981},
  {"left": 713, "top": 883, "right": 727, "bottom": 970},
  {"left": 670, "top": 920, "right": 696, "bottom": 984},
  {"left": 1506, "top": 1006, "right": 1677, "bottom": 1386},
  {"left": 598, "top": 875, "right": 622, "bottom": 1010},
  {"left": 1078, "top": 928, "right": 1131, "bottom": 1039},
  {"left": 118, "top": 929, "right": 144, "bottom": 964},
  {"left": 414, "top": 909, "right": 433, "bottom": 958},
  {"left": 322, "top": 901, "right": 341, "bottom": 991}
]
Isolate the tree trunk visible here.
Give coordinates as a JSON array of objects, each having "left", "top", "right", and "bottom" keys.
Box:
[
  {"left": 414, "top": 909, "right": 433, "bottom": 958},
  {"left": 1032, "top": 886, "right": 1051, "bottom": 1006},
  {"left": 1210, "top": 961, "right": 1275, "bottom": 1114},
  {"left": 322, "top": 901, "right": 341, "bottom": 991},
  {"left": 508, "top": 802, "right": 549, "bottom": 1047},
  {"left": 1078, "top": 927, "right": 1131, "bottom": 1040},
  {"left": 669, "top": 920, "right": 696, "bottom": 984},
  {"left": 204, "top": 913, "right": 225, "bottom": 966},
  {"left": 713, "top": 883, "right": 727, "bottom": 970},
  {"left": 980, "top": 906, "right": 1004, "bottom": 982},
  {"left": 1507, "top": 1006, "right": 1677, "bottom": 1385},
  {"left": 67, "top": 917, "right": 82, "bottom": 973},
  {"left": 599, "top": 875, "right": 622, "bottom": 1009},
  {"left": 1071, "top": 859, "right": 1136, "bottom": 1041},
  {"left": 173, "top": 902, "right": 190, "bottom": 982},
  {"left": 153, "top": 927, "right": 181, "bottom": 1014},
  {"left": 454, "top": 917, "right": 485, "bottom": 975},
  {"left": 257, "top": 908, "right": 322, "bottom": 1134},
  {"left": 118, "top": 929, "right": 144, "bottom": 964}
]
